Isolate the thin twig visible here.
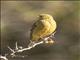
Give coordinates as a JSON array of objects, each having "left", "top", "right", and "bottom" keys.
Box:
[
  {"left": 8, "top": 40, "right": 44, "bottom": 56},
  {"left": 0, "top": 55, "right": 8, "bottom": 60},
  {"left": 7, "top": 33, "right": 56, "bottom": 57}
]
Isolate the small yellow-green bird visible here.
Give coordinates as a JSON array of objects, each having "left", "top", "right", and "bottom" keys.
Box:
[{"left": 29, "top": 14, "right": 57, "bottom": 47}]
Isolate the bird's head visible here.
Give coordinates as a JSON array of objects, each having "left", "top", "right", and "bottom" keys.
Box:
[{"left": 38, "top": 14, "right": 53, "bottom": 20}]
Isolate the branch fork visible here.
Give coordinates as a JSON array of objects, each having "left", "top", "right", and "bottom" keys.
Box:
[{"left": 8, "top": 32, "right": 55, "bottom": 57}]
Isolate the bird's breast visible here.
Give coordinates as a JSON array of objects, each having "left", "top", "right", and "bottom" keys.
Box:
[{"left": 46, "top": 19, "right": 57, "bottom": 35}]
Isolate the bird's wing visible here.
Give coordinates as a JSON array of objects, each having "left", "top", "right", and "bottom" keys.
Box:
[
  {"left": 30, "top": 21, "right": 37, "bottom": 33},
  {"left": 30, "top": 20, "right": 44, "bottom": 38},
  {"left": 30, "top": 20, "right": 39, "bottom": 39},
  {"left": 30, "top": 20, "right": 50, "bottom": 41}
]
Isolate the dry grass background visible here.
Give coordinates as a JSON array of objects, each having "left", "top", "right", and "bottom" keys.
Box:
[{"left": 1, "top": 1, "right": 80, "bottom": 60}]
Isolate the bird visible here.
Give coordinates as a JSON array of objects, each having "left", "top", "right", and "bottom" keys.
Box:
[{"left": 28, "top": 14, "right": 57, "bottom": 47}]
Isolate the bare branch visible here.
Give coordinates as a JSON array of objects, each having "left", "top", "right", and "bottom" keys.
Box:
[
  {"left": 8, "top": 40, "right": 44, "bottom": 56},
  {"left": 7, "top": 33, "right": 56, "bottom": 57},
  {"left": 0, "top": 55, "right": 8, "bottom": 60}
]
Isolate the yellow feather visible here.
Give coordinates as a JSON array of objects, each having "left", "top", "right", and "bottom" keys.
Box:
[{"left": 30, "top": 14, "right": 57, "bottom": 42}]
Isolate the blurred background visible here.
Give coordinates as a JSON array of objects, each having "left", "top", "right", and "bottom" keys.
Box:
[{"left": 1, "top": 1, "right": 80, "bottom": 60}]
